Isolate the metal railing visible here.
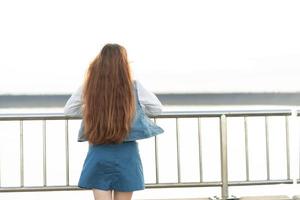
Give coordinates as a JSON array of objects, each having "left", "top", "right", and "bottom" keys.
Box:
[
  {"left": 296, "top": 110, "right": 300, "bottom": 184},
  {"left": 0, "top": 109, "right": 298, "bottom": 199}
]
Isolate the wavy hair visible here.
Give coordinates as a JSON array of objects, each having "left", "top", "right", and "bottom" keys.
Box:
[{"left": 82, "top": 44, "right": 135, "bottom": 144}]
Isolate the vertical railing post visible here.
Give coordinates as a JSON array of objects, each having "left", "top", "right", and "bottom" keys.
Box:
[
  {"left": 0, "top": 146, "right": 2, "bottom": 187},
  {"left": 285, "top": 116, "right": 291, "bottom": 180},
  {"left": 298, "top": 113, "right": 300, "bottom": 181},
  {"left": 265, "top": 116, "right": 270, "bottom": 180},
  {"left": 42, "top": 120, "right": 47, "bottom": 186},
  {"left": 220, "top": 114, "right": 229, "bottom": 200},
  {"left": 65, "top": 120, "right": 70, "bottom": 186},
  {"left": 20, "top": 120, "right": 24, "bottom": 187},
  {"left": 154, "top": 118, "right": 159, "bottom": 184},
  {"left": 244, "top": 116, "right": 250, "bottom": 181},
  {"left": 175, "top": 118, "right": 181, "bottom": 183},
  {"left": 198, "top": 117, "right": 203, "bottom": 182}
]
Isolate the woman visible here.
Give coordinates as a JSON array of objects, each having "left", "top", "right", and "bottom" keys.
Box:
[{"left": 64, "top": 43, "right": 163, "bottom": 200}]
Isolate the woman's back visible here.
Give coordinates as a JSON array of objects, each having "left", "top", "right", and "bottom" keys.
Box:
[
  {"left": 65, "top": 79, "right": 164, "bottom": 142},
  {"left": 63, "top": 43, "right": 164, "bottom": 200},
  {"left": 64, "top": 79, "right": 163, "bottom": 117}
]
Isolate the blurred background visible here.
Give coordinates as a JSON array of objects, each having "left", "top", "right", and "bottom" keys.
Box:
[{"left": 0, "top": 0, "right": 300, "bottom": 95}]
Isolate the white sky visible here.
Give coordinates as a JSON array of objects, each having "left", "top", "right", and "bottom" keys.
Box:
[{"left": 0, "top": 0, "right": 300, "bottom": 94}]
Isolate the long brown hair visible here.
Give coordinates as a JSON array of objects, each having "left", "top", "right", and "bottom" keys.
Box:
[{"left": 82, "top": 43, "right": 135, "bottom": 144}]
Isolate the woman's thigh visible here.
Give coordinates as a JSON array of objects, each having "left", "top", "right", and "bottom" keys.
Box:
[
  {"left": 92, "top": 188, "right": 112, "bottom": 200},
  {"left": 114, "top": 191, "right": 133, "bottom": 200}
]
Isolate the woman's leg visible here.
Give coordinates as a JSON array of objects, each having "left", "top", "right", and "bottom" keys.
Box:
[
  {"left": 92, "top": 189, "right": 112, "bottom": 200},
  {"left": 114, "top": 191, "right": 133, "bottom": 200}
]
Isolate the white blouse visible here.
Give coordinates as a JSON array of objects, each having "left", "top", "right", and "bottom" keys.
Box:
[{"left": 63, "top": 80, "right": 163, "bottom": 117}]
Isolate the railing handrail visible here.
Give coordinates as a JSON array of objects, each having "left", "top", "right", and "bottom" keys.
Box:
[
  {"left": 0, "top": 108, "right": 297, "bottom": 199},
  {"left": 0, "top": 109, "right": 292, "bottom": 120}
]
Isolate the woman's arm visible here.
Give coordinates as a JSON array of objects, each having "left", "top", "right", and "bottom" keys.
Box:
[
  {"left": 135, "top": 80, "right": 163, "bottom": 116},
  {"left": 63, "top": 85, "right": 83, "bottom": 116}
]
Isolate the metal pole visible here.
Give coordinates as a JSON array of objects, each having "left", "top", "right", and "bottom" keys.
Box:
[
  {"left": 197, "top": 117, "right": 203, "bottom": 182},
  {"left": 265, "top": 116, "right": 270, "bottom": 180},
  {"left": 20, "top": 120, "right": 24, "bottom": 187},
  {"left": 154, "top": 118, "right": 159, "bottom": 184},
  {"left": 42, "top": 120, "right": 47, "bottom": 186},
  {"left": 244, "top": 116, "right": 250, "bottom": 181},
  {"left": 220, "top": 114, "right": 229, "bottom": 199},
  {"left": 285, "top": 116, "right": 291, "bottom": 179},
  {"left": 176, "top": 118, "right": 181, "bottom": 183},
  {"left": 0, "top": 146, "right": 2, "bottom": 187},
  {"left": 65, "top": 120, "right": 70, "bottom": 186}
]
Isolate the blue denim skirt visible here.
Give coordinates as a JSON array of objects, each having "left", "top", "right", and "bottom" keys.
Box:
[{"left": 78, "top": 141, "right": 145, "bottom": 192}]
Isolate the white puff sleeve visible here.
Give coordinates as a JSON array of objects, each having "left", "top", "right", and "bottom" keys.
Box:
[
  {"left": 135, "top": 79, "right": 163, "bottom": 116},
  {"left": 63, "top": 85, "right": 83, "bottom": 116}
]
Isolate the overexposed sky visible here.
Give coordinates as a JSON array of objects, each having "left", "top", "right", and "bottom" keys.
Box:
[{"left": 0, "top": 0, "right": 300, "bottom": 94}]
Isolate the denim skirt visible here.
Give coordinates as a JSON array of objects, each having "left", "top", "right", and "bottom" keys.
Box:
[{"left": 78, "top": 141, "right": 145, "bottom": 192}]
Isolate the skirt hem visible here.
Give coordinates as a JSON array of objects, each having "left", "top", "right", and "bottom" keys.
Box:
[{"left": 78, "top": 184, "right": 145, "bottom": 192}]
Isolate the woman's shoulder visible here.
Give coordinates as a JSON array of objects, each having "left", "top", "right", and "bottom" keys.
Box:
[
  {"left": 132, "top": 79, "right": 143, "bottom": 87},
  {"left": 132, "top": 79, "right": 140, "bottom": 88},
  {"left": 132, "top": 79, "right": 138, "bottom": 84},
  {"left": 133, "top": 79, "right": 146, "bottom": 94}
]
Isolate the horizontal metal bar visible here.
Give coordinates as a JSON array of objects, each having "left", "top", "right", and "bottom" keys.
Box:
[
  {"left": 0, "top": 179, "right": 293, "bottom": 192},
  {"left": 159, "top": 110, "right": 292, "bottom": 118},
  {"left": 146, "top": 182, "right": 222, "bottom": 188},
  {"left": 228, "top": 179, "right": 294, "bottom": 186},
  {"left": 0, "top": 113, "right": 82, "bottom": 121},
  {"left": 0, "top": 109, "right": 292, "bottom": 121},
  {"left": 0, "top": 185, "right": 84, "bottom": 192},
  {"left": 0, "top": 182, "right": 222, "bottom": 192},
  {"left": 148, "top": 179, "right": 294, "bottom": 188}
]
